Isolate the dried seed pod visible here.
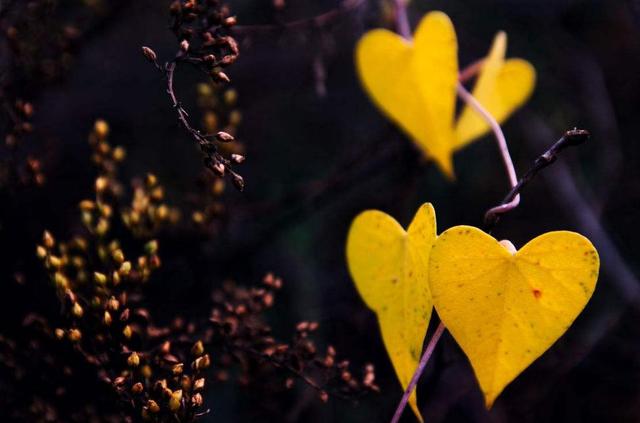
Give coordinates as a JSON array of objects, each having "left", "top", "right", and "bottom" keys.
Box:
[{"left": 141, "top": 46, "right": 158, "bottom": 62}]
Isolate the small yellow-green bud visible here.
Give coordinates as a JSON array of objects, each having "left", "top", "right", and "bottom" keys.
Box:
[
  {"left": 103, "top": 311, "right": 112, "bottom": 326},
  {"left": 54, "top": 272, "right": 68, "bottom": 290},
  {"left": 94, "top": 119, "right": 109, "bottom": 138},
  {"left": 144, "top": 240, "right": 158, "bottom": 255},
  {"left": 112, "top": 249, "right": 125, "bottom": 263},
  {"left": 36, "top": 245, "right": 47, "bottom": 259},
  {"left": 168, "top": 389, "right": 182, "bottom": 412},
  {"left": 94, "top": 272, "right": 107, "bottom": 285},
  {"left": 128, "top": 351, "right": 140, "bottom": 367},
  {"left": 119, "top": 261, "right": 132, "bottom": 275}
]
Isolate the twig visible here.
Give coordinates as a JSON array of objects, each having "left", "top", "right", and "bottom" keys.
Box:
[
  {"left": 390, "top": 322, "right": 445, "bottom": 423},
  {"left": 232, "top": 0, "right": 365, "bottom": 35},
  {"left": 483, "top": 128, "right": 590, "bottom": 230},
  {"left": 144, "top": 50, "right": 245, "bottom": 190},
  {"left": 520, "top": 114, "right": 639, "bottom": 300},
  {"left": 240, "top": 345, "right": 353, "bottom": 401},
  {"left": 165, "top": 62, "right": 209, "bottom": 148}
]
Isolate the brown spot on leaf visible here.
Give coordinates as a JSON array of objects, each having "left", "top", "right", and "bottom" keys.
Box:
[{"left": 532, "top": 289, "right": 542, "bottom": 299}]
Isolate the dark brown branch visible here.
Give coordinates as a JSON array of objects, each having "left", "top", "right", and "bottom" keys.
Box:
[
  {"left": 231, "top": 0, "right": 365, "bottom": 35},
  {"left": 484, "top": 128, "right": 590, "bottom": 230},
  {"left": 143, "top": 51, "right": 245, "bottom": 191}
]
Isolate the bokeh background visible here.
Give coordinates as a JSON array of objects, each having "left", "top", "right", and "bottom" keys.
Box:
[{"left": 2, "top": 0, "right": 640, "bottom": 421}]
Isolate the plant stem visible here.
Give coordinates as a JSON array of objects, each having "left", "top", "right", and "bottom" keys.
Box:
[
  {"left": 393, "top": 0, "right": 412, "bottom": 39},
  {"left": 484, "top": 128, "right": 590, "bottom": 229},
  {"left": 456, "top": 83, "right": 521, "bottom": 218},
  {"left": 390, "top": 322, "right": 445, "bottom": 423}
]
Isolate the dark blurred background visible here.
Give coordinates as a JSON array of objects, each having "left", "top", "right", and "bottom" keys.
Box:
[{"left": 2, "top": 0, "right": 640, "bottom": 421}]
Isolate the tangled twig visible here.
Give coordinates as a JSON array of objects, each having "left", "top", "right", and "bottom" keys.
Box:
[
  {"left": 142, "top": 0, "right": 245, "bottom": 190},
  {"left": 484, "top": 128, "right": 590, "bottom": 229}
]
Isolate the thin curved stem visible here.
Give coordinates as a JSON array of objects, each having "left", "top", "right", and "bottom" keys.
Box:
[
  {"left": 456, "top": 83, "right": 520, "bottom": 218},
  {"left": 393, "top": 0, "right": 412, "bottom": 39},
  {"left": 390, "top": 322, "right": 445, "bottom": 423}
]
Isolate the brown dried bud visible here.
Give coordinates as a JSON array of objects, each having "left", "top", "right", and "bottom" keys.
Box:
[
  {"left": 181, "top": 375, "right": 192, "bottom": 391},
  {"left": 23, "top": 102, "right": 34, "bottom": 117},
  {"left": 148, "top": 399, "right": 160, "bottom": 413},
  {"left": 193, "top": 378, "right": 205, "bottom": 391},
  {"left": 113, "top": 376, "right": 127, "bottom": 386},
  {"left": 43, "top": 230, "right": 55, "bottom": 248},
  {"left": 172, "top": 363, "right": 184, "bottom": 375},
  {"left": 132, "top": 382, "right": 144, "bottom": 394},
  {"left": 215, "top": 131, "right": 234, "bottom": 143},
  {"left": 220, "top": 55, "right": 237, "bottom": 66},
  {"left": 161, "top": 340, "right": 171, "bottom": 355},
  {"left": 55, "top": 328, "right": 65, "bottom": 339},
  {"left": 191, "top": 340, "right": 204, "bottom": 357},
  {"left": 120, "top": 308, "right": 130, "bottom": 321},
  {"left": 212, "top": 162, "right": 226, "bottom": 177},
  {"left": 231, "top": 172, "right": 245, "bottom": 191},
  {"left": 141, "top": 46, "right": 158, "bottom": 62},
  {"left": 193, "top": 354, "right": 211, "bottom": 370},
  {"left": 230, "top": 154, "right": 245, "bottom": 164},
  {"left": 108, "top": 296, "right": 120, "bottom": 311},
  {"left": 319, "top": 391, "right": 329, "bottom": 403},
  {"left": 216, "top": 71, "right": 231, "bottom": 83},
  {"left": 224, "top": 36, "right": 239, "bottom": 55},
  {"left": 192, "top": 393, "right": 203, "bottom": 407},
  {"left": 68, "top": 328, "right": 82, "bottom": 342}
]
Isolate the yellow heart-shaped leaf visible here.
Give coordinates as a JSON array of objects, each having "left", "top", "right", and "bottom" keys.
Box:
[
  {"left": 356, "top": 12, "right": 459, "bottom": 177},
  {"left": 455, "top": 32, "right": 536, "bottom": 148},
  {"left": 429, "top": 226, "right": 599, "bottom": 408},
  {"left": 346, "top": 203, "right": 437, "bottom": 422}
]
